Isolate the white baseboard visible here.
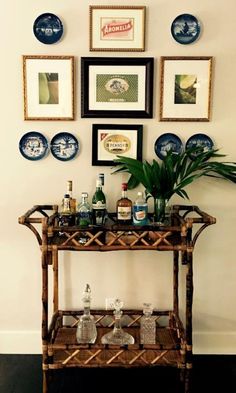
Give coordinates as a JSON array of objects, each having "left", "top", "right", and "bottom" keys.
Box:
[
  {"left": 1, "top": 330, "right": 236, "bottom": 354},
  {"left": 193, "top": 331, "right": 236, "bottom": 354},
  {"left": 0, "top": 331, "right": 41, "bottom": 354}
]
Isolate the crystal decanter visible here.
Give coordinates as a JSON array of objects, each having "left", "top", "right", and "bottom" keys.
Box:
[
  {"left": 76, "top": 284, "right": 97, "bottom": 344},
  {"left": 101, "top": 299, "right": 134, "bottom": 345}
]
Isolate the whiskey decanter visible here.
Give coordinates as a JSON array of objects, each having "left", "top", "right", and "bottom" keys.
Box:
[
  {"left": 140, "top": 303, "right": 156, "bottom": 344},
  {"left": 101, "top": 299, "right": 134, "bottom": 345},
  {"left": 76, "top": 284, "right": 97, "bottom": 344}
]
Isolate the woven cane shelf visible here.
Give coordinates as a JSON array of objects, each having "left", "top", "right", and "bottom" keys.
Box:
[{"left": 19, "top": 204, "right": 216, "bottom": 393}]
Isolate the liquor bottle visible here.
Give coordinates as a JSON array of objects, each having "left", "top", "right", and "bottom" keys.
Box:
[
  {"left": 140, "top": 303, "right": 156, "bottom": 344},
  {"left": 76, "top": 192, "right": 92, "bottom": 227},
  {"left": 58, "top": 193, "right": 75, "bottom": 227},
  {"left": 133, "top": 191, "right": 148, "bottom": 225},
  {"left": 76, "top": 284, "right": 97, "bottom": 344},
  {"left": 66, "top": 180, "right": 76, "bottom": 213},
  {"left": 116, "top": 183, "right": 132, "bottom": 224},
  {"left": 92, "top": 178, "right": 106, "bottom": 225}
]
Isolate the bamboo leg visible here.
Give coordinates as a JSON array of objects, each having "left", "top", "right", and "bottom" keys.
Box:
[
  {"left": 185, "top": 249, "right": 193, "bottom": 393},
  {"left": 52, "top": 246, "right": 59, "bottom": 313},
  {"left": 173, "top": 250, "right": 179, "bottom": 315}
]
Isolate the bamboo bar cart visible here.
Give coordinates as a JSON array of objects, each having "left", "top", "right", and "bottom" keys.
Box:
[{"left": 19, "top": 204, "right": 216, "bottom": 393}]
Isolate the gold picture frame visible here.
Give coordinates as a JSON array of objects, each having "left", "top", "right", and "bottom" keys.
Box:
[
  {"left": 23, "top": 55, "right": 75, "bottom": 120},
  {"left": 89, "top": 5, "right": 146, "bottom": 52},
  {"left": 160, "top": 56, "right": 213, "bottom": 122}
]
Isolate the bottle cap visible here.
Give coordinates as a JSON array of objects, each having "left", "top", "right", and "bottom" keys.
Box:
[
  {"left": 67, "top": 180, "right": 72, "bottom": 191},
  {"left": 99, "top": 173, "right": 104, "bottom": 186},
  {"left": 81, "top": 192, "right": 88, "bottom": 198},
  {"left": 121, "top": 182, "right": 128, "bottom": 191}
]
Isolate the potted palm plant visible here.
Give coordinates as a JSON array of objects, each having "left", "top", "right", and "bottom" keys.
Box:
[{"left": 112, "top": 147, "right": 236, "bottom": 224}]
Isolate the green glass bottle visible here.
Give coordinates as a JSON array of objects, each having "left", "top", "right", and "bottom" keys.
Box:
[{"left": 92, "top": 179, "right": 106, "bottom": 225}]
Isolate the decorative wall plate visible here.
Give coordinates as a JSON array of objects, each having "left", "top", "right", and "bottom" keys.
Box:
[
  {"left": 50, "top": 132, "right": 79, "bottom": 161},
  {"left": 33, "top": 13, "right": 63, "bottom": 44},
  {"left": 186, "top": 133, "right": 214, "bottom": 159},
  {"left": 154, "top": 133, "right": 183, "bottom": 160},
  {"left": 171, "top": 13, "right": 201, "bottom": 45},
  {"left": 19, "top": 132, "right": 48, "bottom": 161}
]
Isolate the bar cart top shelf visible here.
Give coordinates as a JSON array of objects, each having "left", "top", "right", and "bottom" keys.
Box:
[{"left": 18, "top": 204, "right": 216, "bottom": 254}]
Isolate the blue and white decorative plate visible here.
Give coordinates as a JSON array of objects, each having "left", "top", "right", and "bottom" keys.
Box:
[
  {"left": 50, "top": 132, "right": 79, "bottom": 161},
  {"left": 154, "top": 133, "right": 183, "bottom": 160},
  {"left": 186, "top": 133, "right": 214, "bottom": 159},
  {"left": 171, "top": 14, "right": 201, "bottom": 45},
  {"left": 19, "top": 132, "right": 48, "bottom": 161},
  {"left": 33, "top": 13, "right": 63, "bottom": 44}
]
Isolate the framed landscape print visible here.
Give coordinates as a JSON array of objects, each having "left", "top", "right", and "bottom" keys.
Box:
[
  {"left": 23, "top": 55, "right": 75, "bottom": 120},
  {"left": 89, "top": 5, "right": 146, "bottom": 51},
  {"left": 160, "top": 56, "right": 213, "bottom": 122},
  {"left": 81, "top": 57, "right": 153, "bottom": 118},
  {"left": 92, "top": 124, "right": 143, "bottom": 166}
]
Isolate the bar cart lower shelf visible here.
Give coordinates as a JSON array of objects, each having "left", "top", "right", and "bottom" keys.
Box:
[{"left": 19, "top": 204, "right": 216, "bottom": 393}]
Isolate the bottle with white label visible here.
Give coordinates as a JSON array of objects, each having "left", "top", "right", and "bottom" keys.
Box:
[
  {"left": 133, "top": 191, "right": 148, "bottom": 225},
  {"left": 116, "top": 182, "right": 132, "bottom": 224},
  {"left": 92, "top": 178, "right": 106, "bottom": 225}
]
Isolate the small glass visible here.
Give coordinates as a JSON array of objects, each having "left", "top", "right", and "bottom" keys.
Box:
[{"left": 101, "top": 299, "right": 134, "bottom": 345}]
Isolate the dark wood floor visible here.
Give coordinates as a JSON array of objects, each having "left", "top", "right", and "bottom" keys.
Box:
[{"left": 0, "top": 355, "right": 236, "bottom": 393}]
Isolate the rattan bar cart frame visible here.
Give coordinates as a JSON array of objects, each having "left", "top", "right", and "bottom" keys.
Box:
[{"left": 19, "top": 204, "right": 216, "bottom": 393}]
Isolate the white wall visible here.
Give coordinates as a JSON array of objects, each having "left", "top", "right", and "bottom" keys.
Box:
[{"left": 1, "top": 0, "right": 236, "bottom": 354}]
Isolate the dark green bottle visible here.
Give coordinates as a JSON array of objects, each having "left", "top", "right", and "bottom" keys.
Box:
[{"left": 92, "top": 179, "right": 106, "bottom": 225}]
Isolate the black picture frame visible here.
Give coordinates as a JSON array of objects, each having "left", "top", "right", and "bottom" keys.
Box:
[
  {"left": 81, "top": 57, "right": 153, "bottom": 118},
  {"left": 92, "top": 124, "right": 143, "bottom": 166}
]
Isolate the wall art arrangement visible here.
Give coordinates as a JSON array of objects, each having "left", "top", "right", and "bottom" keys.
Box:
[
  {"left": 92, "top": 124, "right": 143, "bottom": 166},
  {"left": 154, "top": 132, "right": 214, "bottom": 160},
  {"left": 160, "top": 56, "right": 212, "bottom": 122},
  {"left": 19, "top": 131, "right": 79, "bottom": 161},
  {"left": 23, "top": 55, "right": 75, "bottom": 120},
  {"left": 89, "top": 5, "right": 146, "bottom": 52},
  {"left": 81, "top": 57, "right": 154, "bottom": 118},
  {"left": 22, "top": 7, "right": 215, "bottom": 163}
]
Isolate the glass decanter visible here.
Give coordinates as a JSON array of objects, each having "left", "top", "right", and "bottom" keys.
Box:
[
  {"left": 76, "top": 284, "right": 97, "bottom": 344},
  {"left": 140, "top": 303, "right": 156, "bottom": 344},
  {"left": 101, "top": 299, "right": 134, "bottom": 345}
]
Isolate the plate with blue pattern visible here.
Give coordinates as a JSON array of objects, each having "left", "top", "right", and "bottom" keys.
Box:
[
  {"left": 50, "top": 132, "right": 79, "bottom": 161},
  {"left": 186, "top": 133, "right": 214, "bottom": 159},
  {"left": 33, "top": 13, "right": 63, "bottom": 44},
  {"left": 171, "top": 14, "right": 201, "bottom": 45},
  {"left": 154, "top": 133, "right": 183, "bottom": 160},
  {"left": 19, "top": 132, "right": 48, "bottom": 161}
]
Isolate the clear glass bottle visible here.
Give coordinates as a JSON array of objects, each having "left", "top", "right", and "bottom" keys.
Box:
[
  {"left": 116, "top": 183, "right": 132, "bottom": 224},
  {"left": 76, "top": 284, "right": 97, "bottom": 344},
  {"left": 66, "top": 180, "right": 77, "bottom": 213},
  {"left": 76, "top": 192, "right": 92, "bottom": 227},
  {"left": 133, "top": 191, "right": 148, "bottom": 225},
  {"left": 140, "top": 303, "right": 156, "bottom": 344},
  {"left": 92, "top": 178, "right": 106, "bottom": 225},
  {"left": 101, "top": 299, "right": 134, "bottom": 345}
]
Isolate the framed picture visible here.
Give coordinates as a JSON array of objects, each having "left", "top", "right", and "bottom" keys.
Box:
[
  {"left": 81, "top": 57, "right": 153, "bottom": 118},
  {"left": 89, "top": 5, "right": 146, "bottom": 52},
  {"left": 23, "top": 55, "right": 75, "bottom": 120},
  {"left": 160, "top": 56, "right": 213, "bottom": 122},
  {"left": 92, "top": 124, "right": 143, "bottom": 166}
]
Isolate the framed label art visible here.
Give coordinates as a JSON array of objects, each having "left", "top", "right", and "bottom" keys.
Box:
[
  {"left": 89, "top": 5, "right": 146, "bottom": 52},
  {"left": 160, "top": 56, "right": 213, "bottom": 122},
  {"left": 23, "top": 55, "right": 75, "bottom": 120},
  {"left": 81, "top": 57, "right": 154, "bottom": 118},
  {"left": 92, "top": 124, "right": 143, "bottom": 166}
]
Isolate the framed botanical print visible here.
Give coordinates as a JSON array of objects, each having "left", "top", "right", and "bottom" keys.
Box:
[
  {"left": 92, "top": 124, "right": 143, "bottom": 166},
  {"left": 81, "top": 57, "right": 153, "bottom": 118},
  {"left": 160, "top": 56, "right": 213, "bottom": 121},
  {"left": 23, "top": 55, "right": 75, "bottom": 120},
  {"left": 89, "top": 5, "right": 146, "bottom": 51}
]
